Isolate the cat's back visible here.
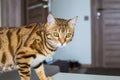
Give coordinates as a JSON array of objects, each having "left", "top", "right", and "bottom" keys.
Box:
[
  {"left": 0, "top": 23, "right": 41, "bottom": 36},
  {"left": 0, "top": 23, "right": 42, "bottom": 50}
]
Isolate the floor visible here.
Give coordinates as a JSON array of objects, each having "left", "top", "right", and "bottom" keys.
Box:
[
  {"left": 1, "top": 67, "right": 120, "bottom": 80},
  {"left": 53, "top": 73, "right": 120, "bottom": 80},
  {"left": 85, "top": 68, "right": 120, "bottom": 76},
  {"left": 74, "top": 68, "right": 120, "bottom": 76}
]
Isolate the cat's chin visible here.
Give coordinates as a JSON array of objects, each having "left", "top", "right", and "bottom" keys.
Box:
[{"left": 58, "top": 46, "right": 64, "bottom": 48}]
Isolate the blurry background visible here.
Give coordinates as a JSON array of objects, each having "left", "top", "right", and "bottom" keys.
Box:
[{"left": 1, "top": 0, "right": 120, "bottom": 78}]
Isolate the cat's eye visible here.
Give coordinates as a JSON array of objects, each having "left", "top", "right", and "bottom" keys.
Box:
[
  {"left": 66, "top": 33, "right": 72, "bottom": 38},
  {"left": 53, "top": 32, "right": 59, "bottom": 37}
]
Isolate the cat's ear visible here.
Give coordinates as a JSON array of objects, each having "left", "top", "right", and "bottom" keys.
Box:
[
  {"left": 47, "top": 14, "right": 56, "bottom": 26},
  {"left": 68, "top": 16, "right": 78, "bottom": 27}
]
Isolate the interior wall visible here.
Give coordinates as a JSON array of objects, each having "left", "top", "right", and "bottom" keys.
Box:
[
  {"left": 1, "top": 0, "right": 22, "bottom": 27},
  {"left": 51, "top": 0, "right": 91, "bottom": 64}
]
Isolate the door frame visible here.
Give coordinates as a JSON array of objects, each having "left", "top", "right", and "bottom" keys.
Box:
[{"left": 91, "top": 0, "right": 103, "bottom": 67}]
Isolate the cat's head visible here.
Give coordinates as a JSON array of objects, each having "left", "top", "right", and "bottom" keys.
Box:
[{"left": 45, "top": 14, "right": 78, "bottom": 48}]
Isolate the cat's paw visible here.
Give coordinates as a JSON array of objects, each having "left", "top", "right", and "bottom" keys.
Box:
[
  {"left": 47, "top": 77, "right": 52, "bottom": 80},
  {"left": 41, "top": 77, "right": 52, "bottom": 80}
]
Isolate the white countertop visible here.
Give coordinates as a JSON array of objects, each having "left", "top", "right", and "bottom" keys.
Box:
[{"left": 52, "top": 73, "right": 120, "bottom": 80}]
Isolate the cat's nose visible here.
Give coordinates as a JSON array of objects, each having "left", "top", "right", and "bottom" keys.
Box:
[
  {"left": 59, "top": 39, "right": 64, "bottom": 46},
  {"left": 61, "top": 42, "right": 64, "bottom": 45}
]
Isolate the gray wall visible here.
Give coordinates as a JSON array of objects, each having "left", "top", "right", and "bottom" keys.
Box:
[
  {"left": 52, "top": 0, "right": 91, "bottom": 64},
  {"left": 1, "top": 0, "right": 22, "bottom": 27}
]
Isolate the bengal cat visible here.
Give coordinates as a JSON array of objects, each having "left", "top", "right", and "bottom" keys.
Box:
[{"left": 0, "top": 14, "right": 78, "bottom": 80}]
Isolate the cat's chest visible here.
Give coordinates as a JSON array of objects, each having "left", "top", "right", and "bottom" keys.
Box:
[
  {"left": 30, "top": 52, "right": 55, "bottom": 67},
  {"left": 30, "top": 55, "right": 46, "bottom": 67}
]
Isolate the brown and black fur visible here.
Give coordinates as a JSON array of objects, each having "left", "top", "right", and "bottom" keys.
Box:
[{"left": 0, "top": 14, "right": 77, "bottom": 80}]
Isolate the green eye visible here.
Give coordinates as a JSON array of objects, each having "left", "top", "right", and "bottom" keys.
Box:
[
  {"left": 66, "top": 33, "right": 71, "bottom": 38},
  {"left": 53, "top": 32, "right": 59, "bottom": 37}
]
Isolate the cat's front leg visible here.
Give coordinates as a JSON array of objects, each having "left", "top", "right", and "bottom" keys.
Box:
[
  {"left": 16, "top": 55, "right": 31, "bottom": 80},
  {"left": 34, "top": 63, "right": 52, "bottom": 80},
  {"left": 17, "top": 61, "right": 31, "bottom": 80}
]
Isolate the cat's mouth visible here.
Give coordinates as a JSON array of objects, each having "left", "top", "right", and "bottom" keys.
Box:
[
  {"left": 48, "top": 40, "right": 66, "bottom": 48},
  {"left": 57, "top": 42, "right": 66, "bottom": 48}
]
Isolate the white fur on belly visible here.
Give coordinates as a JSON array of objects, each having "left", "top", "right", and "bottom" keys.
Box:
[{"left": 30, "top": 55, "right": 46, "bottom": 67}]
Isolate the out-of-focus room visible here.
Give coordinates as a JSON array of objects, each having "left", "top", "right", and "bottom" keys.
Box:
[{"left": 0, "top": 0, "right": 120, "bottom": 80}]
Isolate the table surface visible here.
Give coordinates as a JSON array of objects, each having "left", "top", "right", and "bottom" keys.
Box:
[{"left": 52, "top": 73, "right": 120, "bottom": 80}]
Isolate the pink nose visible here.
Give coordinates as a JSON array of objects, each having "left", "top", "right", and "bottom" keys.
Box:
[
  {"left": 61, "top": 42, "right": 64, "bottom": 45},
  {"left": 59, "top": 39, "right": 64, "bottom": 45}
]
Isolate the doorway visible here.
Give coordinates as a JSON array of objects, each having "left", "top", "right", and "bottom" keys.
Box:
[
  {"left": 25, "top": 0, "right": 49, "bottom": 24},
  {"left": 92, "top": 0, "right": 120, "bottom": 68}
]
